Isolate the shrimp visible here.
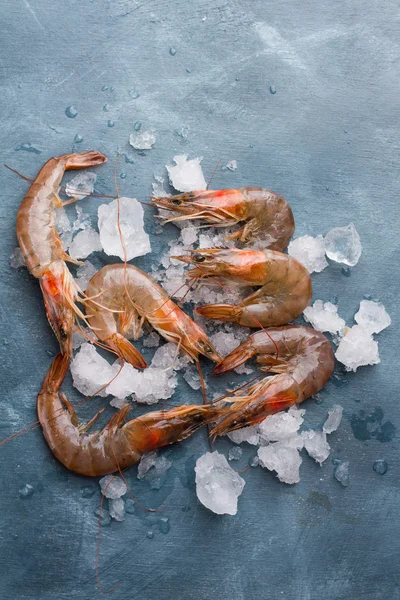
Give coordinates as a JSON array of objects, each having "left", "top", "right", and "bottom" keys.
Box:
[
  {"left": 152, "top": 187, "right": 294, "bottom": 250},
  {"left": 175, "top": 248, "right": 312, "bottom": 328},
  {"left": 38, "top": 354, "right": 222, "bottom": 476},
  {"left": 85, "top": 264, "right": 222, "bottom": 366},
  {"left": 16, "top": 151, "right": 108, "bottom": 354},
  {"left": 211, "top": 325, "right": 334, "bottom": 436}
]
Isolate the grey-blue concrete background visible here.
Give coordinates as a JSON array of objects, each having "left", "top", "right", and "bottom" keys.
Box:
[{"left": 0, "top": 1, "right": 399, "bottom": 599}]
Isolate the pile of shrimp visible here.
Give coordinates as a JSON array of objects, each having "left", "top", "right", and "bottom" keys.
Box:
[{"left": 10, "top": 151, "right": 335, "bottom": 481}]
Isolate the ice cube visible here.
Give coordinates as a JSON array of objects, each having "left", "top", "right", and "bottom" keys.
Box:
[
  {"left": 129, "top": 130, "right": 156, "bottom": 150},
  {"left": 228, "top": 446, "right": 242, "bottom": 461},
  {"left": 65, "top": 172, "right": 96, "bottom": 198},
  {"left": 227, "top": 426, "right": 260, "bottom": 446},
  {"left": 75, "top": 260, "right": 97, "bottom": 291},
  {"left": 105, "top": 359, "right": 178, "bottom": 404},
  {"left": 195, "top": 451, "right": 245, "bottom": 515},
  {"left": 183, "top": 365, "right": 202, "bottom": 390},
  {"left": 167, "top": 155, "right": 207, "bottom": 192},
  {"left": 71, "top": 343, "right": 115, "bottom": 397},
  {"left": 180, "top": 226, "right": 198, "bottom": 247},
  {"left": 324, "top": 223, "right": 361, "bottom": 267},
  {"left": 335, "top": 325, "right": 379, "bottom": 371},
  {"left": 109, "top": 498, "right": 125, "bottom": 521},
  {"left": 98, "top": 197, "right": 151, "bottom": 261},
  {"left": 226, "top": 160, "right": 237, "bottom": 171},
  {"left": 288, "top": 235, "right": 328, "bottom": 273},
  {"left": 334, "top": 461, "right": 349, "bottom": 486},
  {"left": 73, "top": 205, "right": 91, "bottom": 232},
  {"left": 151, "top": 343, "right": 190, "bottom": 371},
  {"left": 99, "top": 475, "right": 127, "bottom": 499},
  {"left": 209, "top": 332, "right": 241, "bottom": 357},
  {"left": 143, "top": 332, "right": 161, "bottom": 348},
  {"left": 258, "top": 442, "right": 302, "bottom": 484},
  {"left": 323, "top": 405, "right": 343, "bottom": 434},
  {"left": 258, "top": 406, "right": 305, "bottom": 443},
  {"left": 69, "top": 228, "right": 102, "bottom": 260},
  {"left": 55, "top": 206, "right": 73, "bottom": 250},
  {"left": 109, "top": 397, "right": 127, "bottom": 409},
  {"left": 354, "top": 300, "right": 391, "bottom": 334},
  {"left": 301, "top": 431, "right": 330, "bottom": 464},
  {"left": 303, "top": 300, "right": 346, "bottom": 336},
  {"left": 10, "top": 247, "right": 26, "bottom": 269},
  {"left": 152, "top": 175, "right": 171, "bottom": 198},
  {"left": 137, "top": 452, "right": 172, "bottom": 489},
  {"left": 72, "top": 327, "right": 90, "bottom": 349}
]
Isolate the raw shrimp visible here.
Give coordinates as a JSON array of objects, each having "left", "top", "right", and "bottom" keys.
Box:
[
  {"left": 85, "top": 264, "right": 222, "bottom": 366},
  {"left": 16, "top": 151, "right": 107, "bottom": 354},
  {"left": 175, "top": 248, "right": 312, "bottom": 328},
  {"left": 38, "top": 354, "right": 222, "bottom": 476},
  {"left": 152, "top": 187, "right": 294, "bottom": 250},
  {"left": 211, "top": 325, "right": 334, "bottom": 436}
]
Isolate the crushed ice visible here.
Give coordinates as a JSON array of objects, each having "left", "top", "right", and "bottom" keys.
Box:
[
  {"left": 195, "top": 451, "right": 245, "bottom": 515},
  {"left": 288, "top": 235, "right": 328, "bottom": 273},
  {"left": 167, "top": 154, "right": 207, "bottom": 192}
]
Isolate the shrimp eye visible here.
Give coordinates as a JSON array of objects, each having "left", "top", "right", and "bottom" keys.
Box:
[
  {"left": 172, "top": 198, "right": 182, "bottom": 205},
  {"left": 203, "top": 344, "right": 213, "bottom": 353},
  {"left": 194, "top": 255, "right": 206, "bottom": 263},
  {"left": 59, "top": 327, "right": 67, "bottom": 341}
]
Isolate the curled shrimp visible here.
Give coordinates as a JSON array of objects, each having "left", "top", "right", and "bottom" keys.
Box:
[
  {"left": 211, "top": 325, "right": 334, "bottom": 436},
  {"left": 85, "top": 264, "right": 222, "bottom": 366},
  {"left": 175, "top": 247, "right": 312, "bottom": 328},
  {"left": 38, "top": 354, "right": 222, "bottom": 476},
  {"left": 16, "top": 151, "right": 108, "bottom": 354},
  {"left": 152, "top": 187, "right": 294, "bottom": 250}
]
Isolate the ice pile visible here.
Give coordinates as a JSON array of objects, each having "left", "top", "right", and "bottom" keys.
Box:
[
  {"left": 324, "top": 223, "right": 361, "bottom": 267},
  {"left": 129, "top": 130, "right": 156, "bottom": 150},
  {"left": 71, "top": 342, "right": 192, "bottom": 404},
  {"left": 10, "top": 247, "right": 26, "bottom": 269},
  {"left": 98, "top": 197, "right": 151, "bottom": 261},
  {"left": 288, "top": 235, "right": 328, "bottom": 273},
  {"left": 167, "top": 155, "right": 207, "bottom": 192},
  {"left": 68, "top": 227, "right": 102, "bottom": 259},
  {"left": 303, "top": 300, "right": 346, "bottom": 335},
  {"left": 195, "top": 451, "right": 245, "bottom": 515},
  {"left": 65, "top": 172, "right": 96, "bottom": 198},
  {"left": 354, "top": 300, "right": 391, "bottom": 334},
  {"left": 227, "top": 425, "right": 260, "bottom": 446}
]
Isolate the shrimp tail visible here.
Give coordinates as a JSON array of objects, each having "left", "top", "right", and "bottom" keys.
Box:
[
  {"left": 195, "top": 304, "right": 243, "bottom": 324},
  {"left": 214, "top": 338, "right": 256, "bottom": 375},
  {"left": 106, "top": 333, "right": 148, "bottom": 369},
  {"left": 64, "top": 150, "right": 107, "bottom": 170},
  {"left": 123, "top": 404, "right": 223, "bottom": 454},
  {"left": 210, "top": 378, "right": 298, "bottom": 437}
]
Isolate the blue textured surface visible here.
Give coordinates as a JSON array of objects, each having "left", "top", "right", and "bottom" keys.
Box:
[{"left": 0, "top": 2, "right": 399, "bottom": 599}]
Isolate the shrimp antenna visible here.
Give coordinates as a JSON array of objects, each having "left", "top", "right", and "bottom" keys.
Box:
[
  {"left": 4, "top": 164, "right": 34, "bottom": 182},
  {"left": 206, "top": 159, "right": 222, "bottom": 190}
]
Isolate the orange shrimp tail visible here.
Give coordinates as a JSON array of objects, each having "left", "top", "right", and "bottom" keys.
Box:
[
  {"left": 210, "top": 385, "right": 298, "bottom": 437},
  {"left": 195, "top": 303, "right": 243, "bottom": 324},
  {"left": 214, "top": 339, "right": 255, "bottom": 375},
  {"left": 124, "top": 404, "right": 222, "bottom": 454},
  {"left": 64, "top": 150, "right": 107, "bottom": 170},
  {"left": 106, "top": 333, "right": 148, "bottom": 369}
]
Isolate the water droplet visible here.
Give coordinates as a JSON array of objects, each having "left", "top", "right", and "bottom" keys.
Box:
[
  {"left": 134, "top": 120, "right": 141, "bottom": 131},
  {"left": 146, "top": 530, "right": 154, "bottom": 539},
  {"left": 341, "top": 266, "right": 351, "bottom": 277},
  {"left": 129, "top": 90, "right": 140, "bottom": 99},
  {"left": 159, "top": 517, "right": 170, "bottom": 534},
  {"left": 19, "top": 484, "right": 35, "bottom": 498},
  {"left": 169, "top": 47, "right": 177, "bottom": 56},
  {"left": 249, "top": 144, "right": 254, "bottom": 148},
  {"left": 110, "top": 86, "right": 115, "bottom": 92},
  {"left": 269, "top": 85, "right": 277, "bottom": 95},
  {"left": 332, "top": 458, "right": 341, "bottom": 465},
  {"left": 103, "top": 103, "right": 110, "bottom": 112},
  {"left": 15, "top": 143, "right": 41, "bottom": 154},
  {"left": 373, "top": 460, "right": 388, "bottom": 475},
  {"left": 124, "top": 154, "right": 135, "bottom": 164},
  {"left": 74, "top": 134, "right": 83, "bottom": 143},
  {"left": 120, "top": 172, "right": 127, "bottom": 179},
  {"left": 81, "top": 486, "right": 96, "bottom": 498},
  {"left": 46, "top": 350, "right": 54, "bottom": 357},
  {"left": 186, "top": 68, "right": 191, "bottom": 73},
  {"left": 107, "top": 120, "right": 115, "bottom": 128},
  {"left": 101, "top": 85, "right": 109, "bottom": 91},
  {"left": 65, "top": 105, "right": 78, "bottom": 118}
]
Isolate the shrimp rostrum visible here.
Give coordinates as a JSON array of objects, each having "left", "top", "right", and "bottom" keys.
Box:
[
  {"left": 211, "top": 326, "right": 334, "bottom": 436},
  {"left": 85, "top": 264, "right": 221, "bottom": 367},
  {"left": 152, "top": 187, "right": 294, "bottom": 251},
  {"left": 16, "top": 151, "right": 107, "bottom": 355},
  {"left": 175, "top": 248, "right": 312, "bottom": 328},
  {"left": 38, "top": 354, "right": 223, "bottom": 476}
]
